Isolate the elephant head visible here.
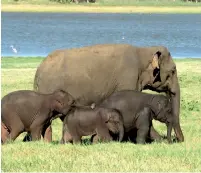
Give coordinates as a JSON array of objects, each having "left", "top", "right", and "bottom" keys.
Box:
[
  {"left": 150, "top": 95, "right": 173, "bottom": 143},
  {"left": 51, "top": 90, "right": 75, "bottom": 115},
  {"left": 141, "top": 47, "right": 184, "bottom": 142},
  {"left": 102, "top": 109, "right": 124, "bottom": 141}
]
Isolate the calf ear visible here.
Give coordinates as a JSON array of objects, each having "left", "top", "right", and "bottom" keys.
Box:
[
  {"left": 51, "top": 100, "right": 63, "bottom": 112},
  {"left": 101, "top": 112, "right": 111, "bottom": 123}
]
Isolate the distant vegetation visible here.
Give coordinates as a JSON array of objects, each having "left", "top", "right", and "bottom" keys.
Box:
[{"left": 2, "top": 0, "right": 201, "bottom": 5}]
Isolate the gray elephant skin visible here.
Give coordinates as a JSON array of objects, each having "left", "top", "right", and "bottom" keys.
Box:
[
  {"left": 60, "top": 106, "right": 124, "bottom": 144},
  {"left": 92, "top": 90, "right": 173, "bottom": 144},
  {"left": 33, "top": 43, "right": 184, "bottom": 142},
  {"left": 1, "top": 90, "right": 74, "bottom": 144}
]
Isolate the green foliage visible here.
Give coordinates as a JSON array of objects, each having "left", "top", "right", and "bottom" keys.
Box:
[
  {"left": 2, "top": 0, "right": 201, "bottom": 5},
  {"left": 49, "top": 0, "right": 72, "bottom": 4},
  {"left": 1, "top": 57, "right": 201, "bottom": 172},
  {"left": 97, "top": 0, "right": 201, "bottom": 6}
]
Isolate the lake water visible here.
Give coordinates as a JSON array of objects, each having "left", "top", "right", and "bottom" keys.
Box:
[{"left": 1, "top": 12, "right": 201, "bottom": 58}]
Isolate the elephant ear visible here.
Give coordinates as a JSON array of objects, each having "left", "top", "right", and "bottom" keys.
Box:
[
  {"left": 54, "top": 89, "right": 74, "bottom": 106},
  {"left": 151, "top": 51, "right": 161, "bottom": 78},
  {"left": 151, "top": 51, "right": 161, "bottom": 70},
  {"left": 51, "top": 99, "right": 63, "bottom": 113},
  {"left": 101, "top": 111, "right": 111, "bottom": 123}
]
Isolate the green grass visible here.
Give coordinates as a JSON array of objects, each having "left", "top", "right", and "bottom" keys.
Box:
[
  {"left": 2, "top": 1, "right": 201, "bottom": 13},
  {"left": 1, "top": 57, "right": 201, "bottom": 172},
  {"left": 98, "top": 0, "right": 201, "bottom": 6}
]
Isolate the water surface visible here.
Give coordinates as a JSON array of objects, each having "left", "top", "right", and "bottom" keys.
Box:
[{"left": 2, "top": 12, "right": 201, "bottom": 58}]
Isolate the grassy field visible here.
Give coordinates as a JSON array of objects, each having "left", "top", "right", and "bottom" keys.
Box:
[
  {"left": 1, "top": 57, "right": 201, "bottom": 172},
  {"left": 2, "top": 0, "right": 201, "bottom": 13}
]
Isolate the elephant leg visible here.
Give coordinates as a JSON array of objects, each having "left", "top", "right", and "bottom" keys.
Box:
[
  {"left": 101, "top": 135, "right": 112, "bottom": 142},
  {"left": 60, "top": 131, "right": 73, "bottom": 144},
  {"left": 42, "top": 124, "right": 52, "bottom": 142},
  {"left": 149, "top": 124, "right": 162, "bottom": 141},
  {"left": 8, "top": 130, "right": 21, "bottom": 142},
  {"left": 1, "top": 123, "right": 10, "bottom": 144},
  {"left": 41, "top": 116, "right": 64, "bottom": 142},
  {"left": 91, "top": 134, "right": 101, "bottom": 144},
  {"left": 97, "top": 129, "right": 112, "bottom": 143},
  {"left": 6, "top": 121, "right": 24, "bottom": 143},
  {"left": 135, "top": 107, "right": 152, "bottom": 144},
  {"left": 42, "top": 122, "right": 52, "bottom": 142},
  {"left": 125, "top": 129, "right": 138, "bottom": 143},
  {"left": 72, "top": 136, "right": 81, "bottom": 144},
  {"left": 31, "top": 128, "right": 42, "bottom": 141},
  {"left": 136, "top": 127, "right": 149, "bottom": 144}
]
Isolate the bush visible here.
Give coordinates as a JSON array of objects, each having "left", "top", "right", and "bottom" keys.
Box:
[{"left": 49, "top": 0, "right": 96, "bottom": 3}]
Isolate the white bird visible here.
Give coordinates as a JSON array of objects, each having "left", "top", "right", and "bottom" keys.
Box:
[
  {"left": 122, "top": 32, "right": 125, "bottom": 40},
  {"left": 10, "top": 45, "right": 18, "bottom": 54}
]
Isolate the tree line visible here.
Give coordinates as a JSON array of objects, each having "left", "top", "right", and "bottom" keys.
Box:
[{"left": 50, "top": 0, "right": 201, "bottom": 3}]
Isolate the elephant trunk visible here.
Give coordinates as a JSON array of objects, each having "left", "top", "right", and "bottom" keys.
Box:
[
  {"left": 172, "top": 93, "right": 184, "bottom": 142},
  {"left": 170, "top": 72, "right": 184, "bottom": 142},
  {"left": 118, "top": 123, "right": 124, "bottom": 142}
]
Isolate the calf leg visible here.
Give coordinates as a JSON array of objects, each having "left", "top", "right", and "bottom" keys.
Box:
[
  {"left": 136, "top": 127, "right": 149, "bottom": 144},
  {"left": 135, "top": 107, "right": 152, "bottom": 144},
  {"left": 31, "top": 128, "right": 42, "bottom": 141},
  {"left": 90, "top": 134, "right": 100, "bottom": 143},
  {"left": 60, "top": 120, "right": 73, "bottom": 144},
  {"left": 6, "top": 129, "right": 22, "bottom": 143},
  {"left": 42, "top": 122, "right": 52, "bottom": 142},
  {"left": 42, "top": 125, "right": 52, "bottom": 142},
  {"left": 72, "top": 136, "right": 81, "bottom": 144},
  {"left": 60, "top": 131, "right": 73, "bottom": 144},
  {"left": 41, "top": 116, "right": 64, "bottom": 142},
  {"left": 96, "top": 126, "right": 112, "bottom": 143},
  {"left": 150, "top": 125, "right": 162, "bottom": 141},
  {"left": 1, "top": 122, "right": 10, "bottom": 144}
]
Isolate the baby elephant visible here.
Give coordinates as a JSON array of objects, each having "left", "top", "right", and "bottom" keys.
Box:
[
  {"left": 60, "top": 106, "right": 124, "bottom": 144},
  {"left": 1, "top": 90, "right": 74, "bottom": 144},
  {"left": 93, "top": 90, "right": 174, "bottom": 144}
]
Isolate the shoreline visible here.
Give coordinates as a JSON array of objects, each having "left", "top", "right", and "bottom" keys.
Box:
[
  {"left": 2, "top": 57, "right": 201, "bottom": 60},
  {"left": 2, "top": 4, "right": 201, "bottom": 13}
]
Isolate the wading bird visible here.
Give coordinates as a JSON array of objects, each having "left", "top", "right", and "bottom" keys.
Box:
[{"left": 10, "top": 45, "right": 17, "bottom": 54}]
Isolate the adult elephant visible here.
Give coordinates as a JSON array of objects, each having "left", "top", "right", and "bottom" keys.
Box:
[{"left": 32, "top": 44, "right": 184, "bottom": 142}]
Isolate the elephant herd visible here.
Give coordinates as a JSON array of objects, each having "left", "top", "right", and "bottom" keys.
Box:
[{"left": 1, "top": 44, "right": 184, "bottom": 145}]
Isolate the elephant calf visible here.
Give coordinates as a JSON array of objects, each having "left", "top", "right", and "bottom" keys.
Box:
[
  {"left": 60, "top": 106, "right": 124, "bottom": 144},
  {"left": 1, "top": 90, "right": 74, "bottom": 144},
  {"left": 92, "top": 90, "right": 174, "bottom": 144}
]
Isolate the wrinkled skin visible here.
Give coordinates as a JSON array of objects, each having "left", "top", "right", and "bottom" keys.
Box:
[
  {"left": 1, "top": 90, "right": 74, "bottom": 144},
  {"left": 91, "top": 90, "right": 173, "bottom": 144},
  {"left": 33, "top": 44, "right": 184, "bottom": 142},
  {"left": 60, "top": 107, "right": 124, "bottom": 144}
]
